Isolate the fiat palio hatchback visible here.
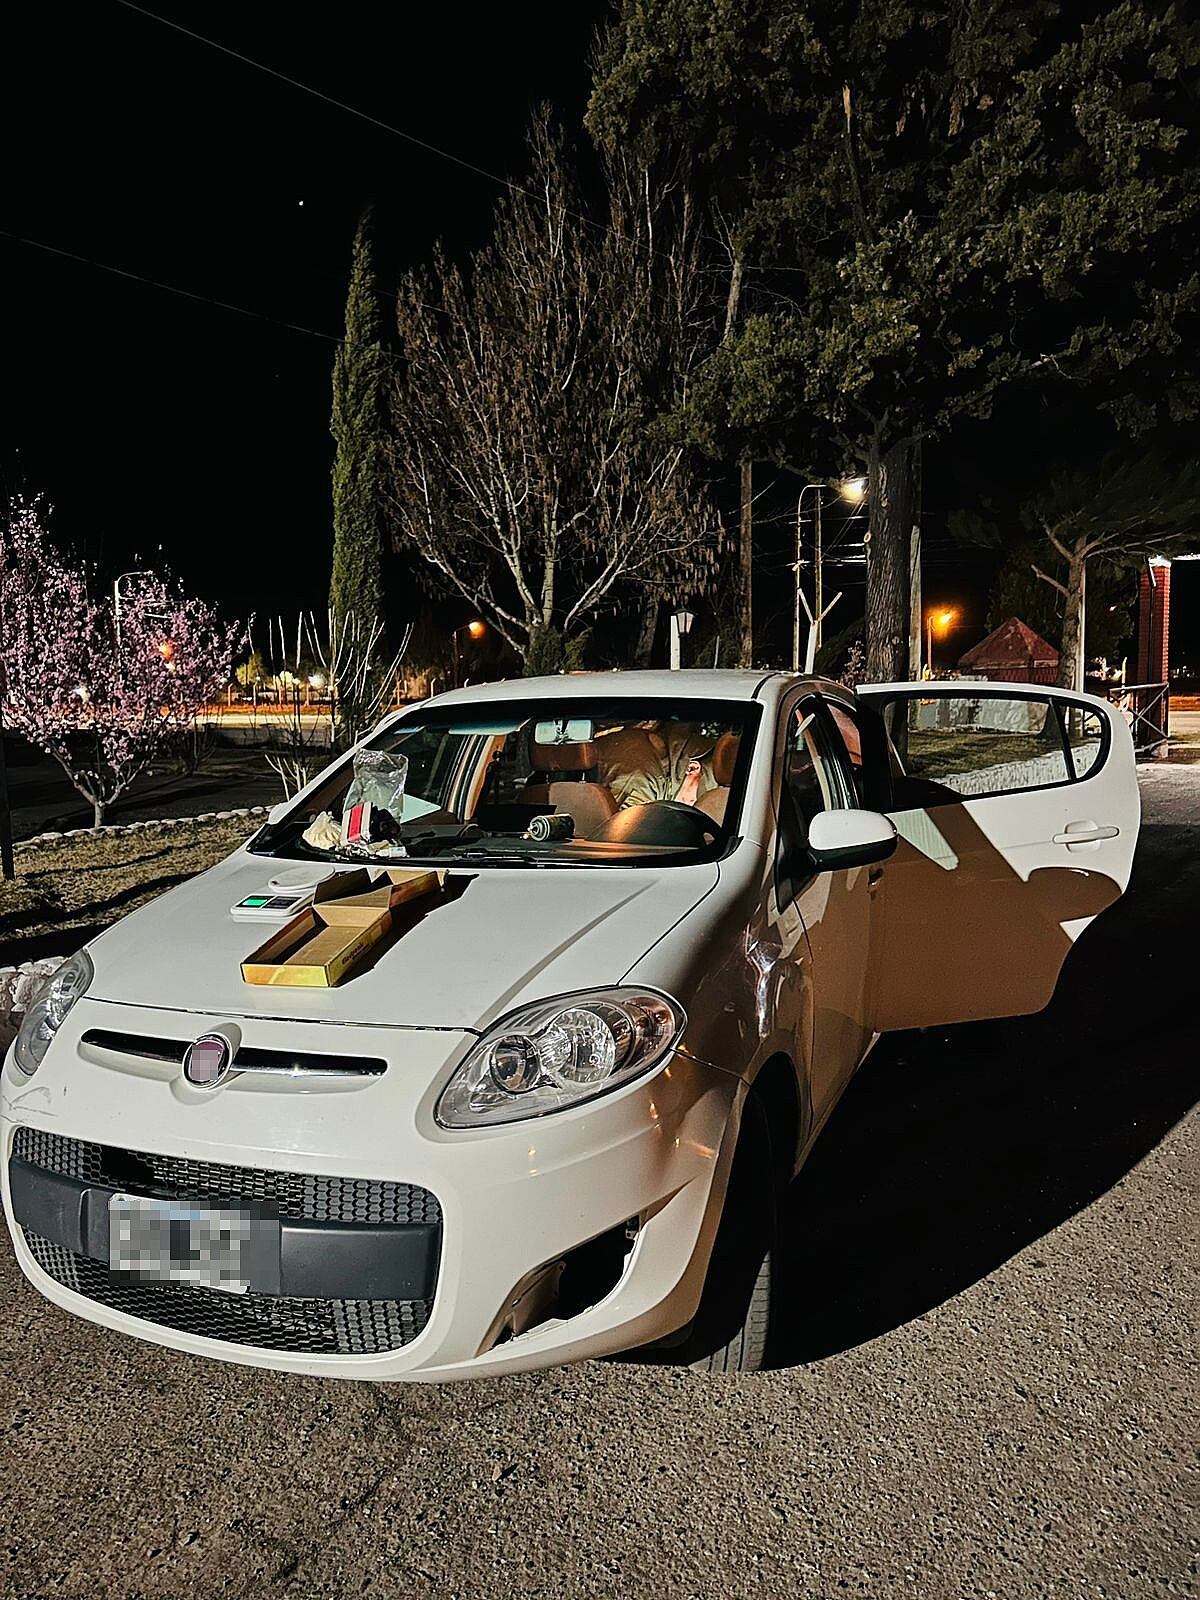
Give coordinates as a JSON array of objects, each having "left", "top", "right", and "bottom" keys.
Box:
[{"left": 2, "top": 671, "right": 1139, "bottom": 1377}]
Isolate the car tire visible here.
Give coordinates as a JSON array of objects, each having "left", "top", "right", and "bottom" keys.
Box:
[{"left": 670, "top": 1091, "right": 779, "bottom": 1374}]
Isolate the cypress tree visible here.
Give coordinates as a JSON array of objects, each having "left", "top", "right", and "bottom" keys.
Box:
[{"left": 330, "top": 211, "right": 388, "bottom": 686}]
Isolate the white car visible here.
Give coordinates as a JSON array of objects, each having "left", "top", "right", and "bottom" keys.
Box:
[{"left": 2, "top": 671, "right": 1138, "bottom": 1378}]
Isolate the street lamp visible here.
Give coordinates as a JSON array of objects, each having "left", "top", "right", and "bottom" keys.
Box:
[
  {"left": 669, "top": 609, "right": 695, "bottom": 671},
  {"left": 113, "top": 568, "right": 154, "bottom": 658},
  {"left": 793, "top": 477, "right": 868, "bottom": 670},
  {"left": 925, "top": 607, "right": 958, "bottom": 675},
  {"left": 452, "top": 619, "right": 486, "bottom": 687}
]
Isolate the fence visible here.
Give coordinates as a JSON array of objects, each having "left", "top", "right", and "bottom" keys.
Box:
[{"left": 1108, "top": 681, "right": 1169, "bottom": 755}]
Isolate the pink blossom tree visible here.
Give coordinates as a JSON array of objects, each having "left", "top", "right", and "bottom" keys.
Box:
[{"left": 1, "top": 498, "right": 246, "bottom": 826}]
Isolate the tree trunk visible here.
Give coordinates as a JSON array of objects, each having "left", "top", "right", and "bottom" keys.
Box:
[
  {"left": 1057, "top": 542, "right": 1087, "bottom": 690},
  {"left": 633, "top": 594, "right": 658, "bottom": 668},
  {"left": 723, "top": 253, "right": 744, "bottom": 341},
  {"left": 93, "top": 799, "right": 105, "bottom": 829},
  {"left": 865, "top": 438, "right": 918, "bottom": 683},
  {"left": 738, "top": 456, "right": 753, "bottom": 669}
]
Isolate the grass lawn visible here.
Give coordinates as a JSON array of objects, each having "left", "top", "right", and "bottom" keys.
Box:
[
  {"left": 905, "top": 729, "right": 1064, "bottom": 779},
  {"left": 0, "top": 817, "right": 255, "bottom": 965}
]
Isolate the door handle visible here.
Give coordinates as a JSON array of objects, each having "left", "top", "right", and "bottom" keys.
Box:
[
  {"left": 867, "top": 866, "right": 885, "bottom": 887},
  {"left": 1053, "top": 822, "right": 1119, "bottom": 847}
]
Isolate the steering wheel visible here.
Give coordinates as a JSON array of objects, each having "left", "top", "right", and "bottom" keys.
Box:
[{"left": 595, "top": 801, "right": 718, "bottom": 848}]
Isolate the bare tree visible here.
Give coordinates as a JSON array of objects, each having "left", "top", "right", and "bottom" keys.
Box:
[
  {"left": 388, "top": 116, "right": 721, "bottom": 662},
  {"left": 263, "top": 610, "right": 413, "bottom": 798}
]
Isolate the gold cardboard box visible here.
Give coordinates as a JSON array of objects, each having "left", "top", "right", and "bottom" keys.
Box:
[{"left": 240, "top": 867, "right": 442, "bottom": 987}]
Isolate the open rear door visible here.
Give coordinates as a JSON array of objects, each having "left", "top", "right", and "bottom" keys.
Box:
[{"left": 855, "top": 683, "right": 1140, "bottom": 1032}]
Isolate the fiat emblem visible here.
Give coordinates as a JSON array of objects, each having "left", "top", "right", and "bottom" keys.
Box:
[{"left": 182, "top": 1033, "right": 233, "bottom": 1089}]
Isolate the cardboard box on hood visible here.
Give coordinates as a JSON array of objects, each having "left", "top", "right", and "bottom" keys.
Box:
[{"left": 240, "top": 867, "right": 442, "bottom": 988}]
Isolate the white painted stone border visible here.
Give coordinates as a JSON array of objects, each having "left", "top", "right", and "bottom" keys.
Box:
[{"left": 16, "top": 804, "right": 269, "bottom": 853}]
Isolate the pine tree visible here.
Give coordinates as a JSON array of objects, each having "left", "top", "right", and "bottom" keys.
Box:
[
  {"left": 330, "top": 211, "right": 388, "bottom": 722},
  {"left": 589, "top": 0, "right": 1200, "bottom": 681}
]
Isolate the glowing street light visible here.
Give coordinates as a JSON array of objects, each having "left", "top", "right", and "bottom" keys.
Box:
[
  {"left": 452, "top": 619, "right": 486, "bottom": 686},
  {"left": 793, "top": 476, "right": 869, "bottom": 670},
  {"left": 925, "top": 607, "right": 959, "bottom": 674}
]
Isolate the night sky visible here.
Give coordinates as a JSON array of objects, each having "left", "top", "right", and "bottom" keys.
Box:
[
  {"left": 3, "top": 1, "right": 1196, "bottom": 669},
  {"left": 2, "top": 1, "right": 602, "bottom": 624}
]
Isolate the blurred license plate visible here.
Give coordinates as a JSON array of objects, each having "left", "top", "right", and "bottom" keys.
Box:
[{"left": 109, "top": 1193, "right": 257, "bottom": 1293}]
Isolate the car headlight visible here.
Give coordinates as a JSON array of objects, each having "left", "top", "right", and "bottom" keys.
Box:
[
  {"left": 11, "top": 950, "right": 94, "bottom": 1078},
  {"left": 436, "top": 987, "right": 685, "bottom": 1128}
]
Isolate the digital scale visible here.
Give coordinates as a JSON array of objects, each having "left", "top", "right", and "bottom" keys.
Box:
[{"left": 229, "top": 866, "right": 335, "bottom": 922}]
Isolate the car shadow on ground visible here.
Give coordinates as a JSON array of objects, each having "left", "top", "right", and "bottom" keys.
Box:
[{"left": 769, "top": 814, "right": 1199, "bottom": 1367}]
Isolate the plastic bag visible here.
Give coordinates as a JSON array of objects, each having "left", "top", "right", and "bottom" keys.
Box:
[{"left": 344, "top": 749, "right": 409, "bottom": 824}]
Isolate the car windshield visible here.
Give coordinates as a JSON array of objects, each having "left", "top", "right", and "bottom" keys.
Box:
[{"left": 251, "top": 697, "right": 760, "bottom": 868}]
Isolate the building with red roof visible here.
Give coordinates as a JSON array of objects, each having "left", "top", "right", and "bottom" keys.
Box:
[{"left": 957, "top": 617, "right": 1060, "bottom": 684}]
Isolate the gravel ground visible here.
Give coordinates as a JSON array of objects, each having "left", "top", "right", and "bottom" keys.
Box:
[{"left": 0, "top": 771, "right": 1195, "bottom": 1600}]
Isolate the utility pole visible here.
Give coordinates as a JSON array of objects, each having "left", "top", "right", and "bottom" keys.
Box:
[
  {"left": 908, "top": 523, "right": 923, "bottom": 677},
  {"left": 739, "top": 457, "right": 754, "bottom": 668},
  {"left": 908, "top": 445, "right": 923, "bottom": 677}
]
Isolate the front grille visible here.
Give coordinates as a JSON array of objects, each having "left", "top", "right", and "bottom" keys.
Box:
[
  {"left": 12, "top": 1127, "right": 440, "bottom": 1226},
  {"left": 13, "top": 1129, "right": 440, "bottom": 1356},
  {"left": 23, "top": 1232, "right": 431, "bottom": 1356}
]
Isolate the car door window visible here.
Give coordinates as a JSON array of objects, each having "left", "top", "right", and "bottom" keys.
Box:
[
  {"left": 1061, "top": 704, "right": 1107, "bottom": 778},
  {"left": 824, "top": 701, "right": 865, "bottom": 804},
  {"left": 870, "top": 691, "right": 1093, "bottom": 808},
  {"left": 776, "top": 704, "right": 852, "bottom": 905}
]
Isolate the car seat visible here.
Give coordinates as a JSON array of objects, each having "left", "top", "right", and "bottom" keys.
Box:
[
  {"left": 695, "top": 732, "right": 740, "bottom": 825},
  {"left": 523, "top": 739, "right": 618, "bottom": 839}
]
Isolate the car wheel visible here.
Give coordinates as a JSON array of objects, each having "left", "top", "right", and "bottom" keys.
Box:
[{"left": 671, "top": 1091, "right": 779, "bottom": 1374}]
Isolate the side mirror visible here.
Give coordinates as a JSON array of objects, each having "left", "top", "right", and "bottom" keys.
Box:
[
  {"left": 267, "top": 801, "right": 292, "bottom": 826},
  {"left": 807, "top": 809, "right": 897, "bottom": 871}
]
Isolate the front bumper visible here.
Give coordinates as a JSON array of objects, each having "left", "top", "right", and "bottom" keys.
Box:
[{"left": 1, "top": 997, "right": 740, "bottom": 1380}]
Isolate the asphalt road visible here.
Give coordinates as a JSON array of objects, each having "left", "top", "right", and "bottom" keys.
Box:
[
  {"left": 4, "top": 743, "right": 280, "bottom": 841},
  {"left": 1, "top": 770, "right": 1195, "bottom": 1600}
]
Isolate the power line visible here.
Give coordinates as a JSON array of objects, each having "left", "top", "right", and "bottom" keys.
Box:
[
  {"left": 109, "top": 0, "right": 707, "bottom": 268},
  {"left": 112, "top": 0, "right": 563, "bottom": 213},
  {"left": 0, "top": 226, "right": 341, "bottom": 343}
]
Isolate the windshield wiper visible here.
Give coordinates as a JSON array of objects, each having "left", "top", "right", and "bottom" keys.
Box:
[{"left": 446, "top": 847, "right": 545, "bottom": 866}]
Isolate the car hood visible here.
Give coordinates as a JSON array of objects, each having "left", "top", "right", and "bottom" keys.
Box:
[{"left": 85, "top": 848, "right": 720, "bottom": 1031}]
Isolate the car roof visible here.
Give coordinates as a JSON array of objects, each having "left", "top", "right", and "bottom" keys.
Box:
[{"left": 423, "top": 669, "right": 824, "bottom": 707}]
